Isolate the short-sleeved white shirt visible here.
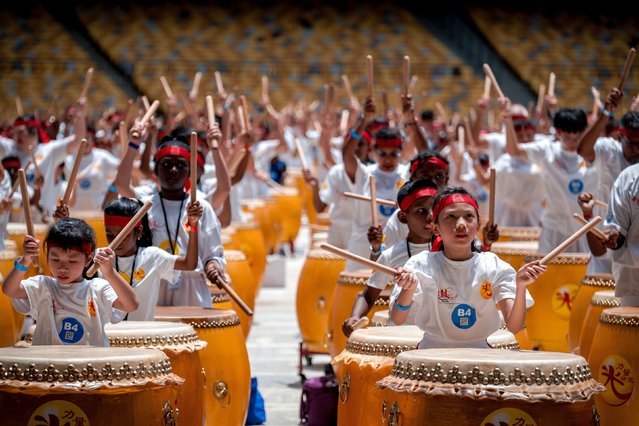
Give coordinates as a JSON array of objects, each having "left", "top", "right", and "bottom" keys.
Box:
[
  {"left": 319, "top": 163, "right": 357, "bottom": 248},
  {"left": 65, "top": 148, "right": 119, "bottom": 212},
  {"left": 592, "top": 137, "right": 630, "bottom": 205},
  {"left": 493, "top": 153, "right": 543, "bottom": 226}
]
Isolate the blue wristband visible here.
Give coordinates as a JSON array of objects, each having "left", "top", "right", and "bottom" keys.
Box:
[
  {"left": 600, "top": 107, "right": 614, "bottom": 119},
  {"left": 370, "top": 244, "right": 385, "bottom": 255},
  {"left": 350, "top": 130, "right": 362, "bottom": 140},
  {"left": 14, "top": 259, "right": 28, "bottom": 272},
  {"left": 395, "top": 302, "right": 412, "bottom": 311},
  {"left": 129, "top": 141, "right": 140, "bottom": 150},
  {"left": 108, "top": 184, "right": 118, "bottom": 193}
]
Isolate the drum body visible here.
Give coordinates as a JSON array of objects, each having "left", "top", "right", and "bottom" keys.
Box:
[
  {"left": 0, "top": 346, "right": 182, "bottom": 426},
  {"left": 211, "top": 288, "right": 233, "bottom": 310},
  {"left": 568, "top": 274, "right": 615, "bottom": 354},
  {"left": 296, "top": 249, "right": 346, "bottom": 354},
  {"left": 490, "top": 241, "right": 539, "bottom": 271},
  {"left": 106, "top": 321, "right": 206, "bottom": 426},
  {"left": 232, "top": 221, "right": 267, "bottom": 287},
  {"left": 286, "top": 169, "right": 317, "bottom": 225},
  {"left": 579, "top": 290, "right": 620, "bottom": 362},
  {"left": 588, "top": 307, "right": 639, "bottom": 425},
  {"left": 73, "top": 210, "right": 108, "bottom": 248},
  {"left": 498, "top": 226, "right": 541, "bottom": 242},
  {"left": 328, "top": 270, "right": 389, "bottom": 358},
  {"left": 242, "top": 200, "right": 279, "bottom": 253},
  {"left": 523, "top": 253, "right": 589, "bottom": 352},
  {"left": 155, "top": 307, "right": 251, "bottom": 426},
  {"left": 224, "top": 250, "right": 256, "bottom": 338},
  {"left": 0, "top": 245, "right": 18, "bottom": 346},
  {"left": 268, "top": 188, "right": 302, "bottom": 244},
  {"left": 377, "top": 348, "right": 603, "bottom": 426}
]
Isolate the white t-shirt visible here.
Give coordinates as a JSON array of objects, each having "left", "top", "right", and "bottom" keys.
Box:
[
  {"left": 12, "top": 275, "right": 120, "bottom": 346},
  {"left": 592, "top": 137, "right": 630, "bottom": 205},
  {"left": 522, "top": 139, "right": 590, "bottom": 253},
  {"left": 319, "top": 163, "right": 357, "bottom": 248},
  {"left": 484, "top": 132, "right": 506, "bottom": 163},
  {"left": 109, "top": 246, "right": 177, "bottom": 321},
  {"left": 605, "top": 163, "right": 639, "bottom": 304},
  {"left": 394, "top": 251, "right": 533, "bottom": 349},
  {"left": 0, "top": 170, "right": 12, "bottom": 247},
  {"left": 368, "top": 239, "right": 432, "bottom": 290},
  {"left": 383, "top": 210, "right": 408, "bottom": 248},
  {"left": 65, "top": 148, "right": 119, "bottom": 212},
  {"left": 144, "top": 192, "right": 225, "bottom": 307},
  {"left": 493, "top": 153, "right": 543, "bottom": 226}
]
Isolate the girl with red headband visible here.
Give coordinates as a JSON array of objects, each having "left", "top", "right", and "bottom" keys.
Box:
[
  {"left": 3, "top": 218, "right": 139, "bottom": 345},
  {"left": 389, "top": 187, "right": 546, "bottom": 348},
  {"left": 342, "top": 178, "right": 438, "bottom": 337},
  {"left": 103, "top": 197, "right": 202, "bottom": 320}
]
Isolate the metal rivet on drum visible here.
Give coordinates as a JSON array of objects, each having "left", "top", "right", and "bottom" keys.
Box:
[
  {"left": 214, "top": 380, "right": 229, "bottom": 400},
  {"left": 339, "top": 374, "right": 350, "bottom": 404}
]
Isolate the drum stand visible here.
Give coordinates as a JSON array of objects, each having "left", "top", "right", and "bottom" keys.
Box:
[{"left": 298, "top": 341, "right": 329, "bottom": 382}]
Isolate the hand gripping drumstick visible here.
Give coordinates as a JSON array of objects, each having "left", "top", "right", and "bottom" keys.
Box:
[
  {"left": 482, "top": 64, "right": 505, "bottom": 98},
  {"left": 539, "top": 216, "right": 602, "bottom": 265},
  {"left": 352, "top": 317, "right": 370, "bottom": 331},
  {"left": 18, "top": 169, "right": 38, "bottom": 267},
  {"left": 62, "top": 139, "right": 89, "bottom": 204},
  {"left": 131, "top": 100, "right": 160, "bottom": 138},
  {"left": 342, "top": 192, "right": 397, "bottom": 207},
  {"left": 572, "top": 214, "right": 607, "bottom": 240},
  {"left": 320, "top": 243, "right": 398, "bottom": 276},
  {"left": 210, "top": 274, "right": 254, "bottom": 316},
  {"left": 86, "top": 201, "right": 153, "bottom": 276}
]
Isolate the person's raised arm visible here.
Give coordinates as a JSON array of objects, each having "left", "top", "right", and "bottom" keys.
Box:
[
  {"left": 388, "top": 267, "right": 418, "bottom": 325},
  {"left": 577, "top": 88, "right": 623, "bottom": 162},
  {"left": 174, "top": 200, "right": 202, "bottom": 270},
  {"left": 207, "top": 123, "right": 231, "bottom": 211},
  {"left": 111, "top": 124, "right": 143, "bottom": 200},
  {"left": 577, "top": 192, "right": 608, "bottom": 256},
  {"left": 343, "top": 97, "right": 375, "bottom": 182},
  {"left": 500, "top": 261, "right": 546, "bottom": 334},
  {"left": 501, "top": 97, "right": 527, "bottom": 160},
  {"left": 95, "top": 247, "right": 139, "bottom": 312},
  {"left": 402, "top": 94, "right": 428, "bottom": 153},
  {"left": 2, "top": 234, "right": 39, "bottom": 299},
  {"left": 66, "top": 97, "right": 87, "bottom": 154},
  {"left": 302, "top": 169, "right": 327, "bottom": 213}
]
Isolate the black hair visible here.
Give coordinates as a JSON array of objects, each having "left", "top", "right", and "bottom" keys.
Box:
[
  {"left": 104, "top": 198, "right": 153, "bottom": 248},
  {"left": 397, "top": 178, "right": 438, "bottom": 208},
  {"left": 168, "top": 127, "right": 193, "bottom": 145},
  {"left": 431, "top": 187, "right": 482, "bottom": 253},
  {"left": 374, "top": 126, "right": 401, "bottom": 142},
  {"left": 478, "top": 152, "right": 490, "bottom": 167},
  {"left": 409, "top": 150, "right": 449, "bottom": 168},
  {"left": 621, "top": 111, "right": 639, "bottom": 131},
  {"left": 420, "top": 110, "right": 435, "bottom": 121},
  {"left": 44, "top": 218, "right": 96, "bottom": 279},
  {"left": 154, "top": 138, "right": 191, "bottom": 176},
  {"left": 553, "top": 108, "right": 587, "bottom": 133}
]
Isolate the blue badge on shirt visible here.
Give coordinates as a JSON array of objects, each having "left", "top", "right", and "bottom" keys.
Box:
[
  {"left": 379, "top": 204, "right": 396, "bottom": 217},
  {"left": 568, "top": 179, "right": 583, "bottom": 194},
  {"left": 80, "top": 179, "right": 91, "bottom": 189},
  {"left": 451, "top": 304, "right": 476, "bottom": 329},
  {"left": 26, "top": 171, "right": 35, "bottom": 183},
  {"left": 59, "top": 317, "right": 84, "bottom": 344}
]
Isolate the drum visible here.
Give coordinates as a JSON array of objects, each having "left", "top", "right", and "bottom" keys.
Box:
[
  {"left": 224, "top": 250, "right": 256, "bottom": 338},
  {"left": 498, "top": 311, "right": 533, "bottom": 350},
  {"left": 221, "top": 230, "right": 234, "bottom": 250},
  {"left": 370, "top": 310, "right": 390, "bottom": 327},
  {"left": 211, "top": 288, "right": 232, "bottom": 310},
  {"left": 588, "top": 307, "right": 639, "bottom": 425},
  {"left": 568, "top": 274, "right": 616, "bottom": 354},
  {"left": 490, "top": 240, "right": 539, "bottom": 271},
  {"left": 579, "top": 290, "right": 620, "bottom": 362},
  {"left": 155, "top": 307, "right": 251, "bottom": 426},
  {"left": 263, "top": 198, "right": 284, "bottom": 249},
  {"left": 242, "top": 199, "right": 279, "bottom": 253},
  {"left": 377, "top": 348, "right": 603, "bottom": 425},
  {"left": 72, "top": 210, "right": 108, "bottom": 248},
  {"left": 286, "top": 169, "right": 317, "bottom": 225},
  {"left": 105, "top": 321, "right": 206, "bottom": 426},
  {"left": 232, "top": 221, "right": 267, "bottom": 287},
  {"left": 328, "top": 270, "right": 390, "bottom": 358},
  {"left": 523, "top": 253, "right": 589, "bottom": 352},
  {"left": 0, "top": 245, "right": 18, "bottom": 346},
  {"left": 268, "top": 188, "right": 302, "bottom": 245},
  {"left": 296, "top": 249, "right": 346, "bottom": 354},
  {"left": 0, "top": 345, "right": 183, "bottom": 425},
  {"left": 498, "top": 226, "right": 541, "bottom": 242}
]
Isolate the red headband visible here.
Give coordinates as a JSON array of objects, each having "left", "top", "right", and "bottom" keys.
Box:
[
  {"left": 619, "top": 128, "right": 638, "bottom": 137},
  {"left": 104, "top": 214, "right": 141, "bottom": 228},
  {"left": 410, "top": 156, "right": 449, "bottom": 175},
  {"left": 432, "top": 193, "right": 479, "bottom": 222},
  {"left": 13, "top": 119, "right": 50, "bottom": 143},
  {"left": 366, "top": 121, "right": 388, "bottom": 135},
  {"left": 375, "top": 138, "right": 402, "bottom": 149},
  {"left": 155, "top": 146, "right": 191, "bottom": 163},
  {"left": 1, "top": 159, "right": 21, "bottom": 169},
  {"left": 399, "top": 187, "right": 438, "bottom": 211},
  {"left": 47, "top": 241, "right": 93, "bottom": 257},
  {"left": 511, "top": 114, "right": 528, "bottom": 121}
]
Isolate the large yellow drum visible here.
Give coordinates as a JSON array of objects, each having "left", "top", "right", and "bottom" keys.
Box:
[
  {"left": 268, "top": 187, "right": 302, "bottom": 245},
  {"left": 498, "top": 226, "right": 541, "bottom": 242},
  {"left": 242, "top": 199, "right": 279, "bottom": 253},
  {"left": 0, "top": 245, "right": 18, "bottom": 346},
  {"left": 232, "top": 221, "right": 267, "bottom": 287},
  {"left": 224, "top": 250, "right": 256, "bottom": 338},
  {"left": 0, "top": 346, "right": 183, "bottom": 425},
  {"left": 523, "top": 253, "right": 589, "bottom": 352},
  {"left": 328, "top": 270, "right": 390, "bottom": 358},
  {"left": 589, "top": 307, "right": 639, "bottom": 425},
  {"left": 73, "top": 210, "right": 108, "bottom": 248},
  {"left": 580, "top": 290, "right": 620, "bottom": 362},
  {"left": 490, "top": 240, "right": 539, "bottom": 271},
  {"left": 286, "top": 169, "right": 317, "bottom": 225},
  {"left": 105, "top": 321, "right": 206, "bottom": 426},
  {"left": 568, "top": 274, "right": 616, "bottom": 354},
  {"left": 155, "top": 307, "right": 251, "bottom": 426},
  {"left": 377, "top": 348, "right": 603, "bottom": 425},
  {"left": 296, "top": 249, "right": 346, "bottom": 354}
]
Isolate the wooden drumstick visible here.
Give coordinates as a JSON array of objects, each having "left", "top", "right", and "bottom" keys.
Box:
[
  {"left": 15, "top": 96, "right": 24, "bottom": 116},
  {"left": 62, "top": 139, "right": 88, "bottom": 204},
  {"left": 211, "top": 274, "right": 253, "bottom": 316},
  {"left": 536, "top": 84, "right": 546, "bottom": 111},
  {"left": 539, "top": 216, "right": 602, "bottom": 265},
  {"left": 160, "top": 76, "right": 174, "bottom": 99},
  {"left": 352, "top": 317, "right": 369, "bottom": 331},
  {"left": 320, "top": 243, "right": 398, "bottom": 276},
  {"left": 18, "top": 169, "right": 38, "bottom": 267},
  {"left": 457, "top": 126, "right": 465, "bottom": 155},
  {"left": 237, "top": 105, "right": 248, "bottom": 133},
  {"left": 547, "top": 72, "right": 556, "bottom": 97},
  {"left": 403, "top": 56, "right": 411, "bottom": 96},
  {"left": 294, "top": 138, "right": 309, "bottom": 170},
  {"left": 370, "top": 175, "right": 378, "bottom": 227},
  {"left": 261, "top": 75, "right": 269, "bottom": 102},
  {"left": 593, "top": 199, "right": 608, "bottom": 209},
  {"left": 86, "top": 200, "right": 153, "bottom": 276},
  {"left": 343, "top": 192, "right": 397, "bottom": 207},
  {"left": 266, "top": 178, "right": 285, "bottom": 193},
  {"left": 119, "top": 121, "right": 127, "bottom": 152},
  {"left": 28, "top": 149, "right": 42, "bottom": 178},
  {"left": 80, "top": 67, "right": 94, "bottom": 99},
  {"left": 10, "top": 160, "right": 30, "bottom": 197},
  {"left": 190, "top": 132, "right": 198, "bottom": 203},
  {"left": 240, "top": 95, "right": 251, "bottom": 130},
  {"left": 482, "top": 64, "right": 505, "bottom": 98},
  {"left": 435, "top": 102, "right": 449, "bottom": 125},
  {"left": 342, "top": 74, "right": 356, "bottom": 103},
  {"left": 206, "top": 95, "right": 216, "bottom": 126},
  {"left": 141, "top": 95, "right": 151, "bottom": 111},
  {"left": 214, "top": 71, "right": 225, "bottom": 95},
  {"left": 366, "top": 55, "right": 374, "bottom": 98},
  {"left": 617, "top": 48, "right": 636, "bottom": 90},
  {"left": 572, "top": 214, "right": 607, "bottom": 240},
  {"left": 488, "top": 168, "right": 496, "bottom": 226},
  {"left": 482, "top": 75, "right": 492, "bottom": 99},
  {"left": 190, "top": 71, "right": 202, "bottom": 100},
  {"left": 131, "top": 100, "right": 159, "bottom": 138},
  {"left": 410, "top": 76, "right": 418, "bottom": 93}
]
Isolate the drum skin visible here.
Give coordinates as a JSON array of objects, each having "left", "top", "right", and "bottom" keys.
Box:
[{"left": 490, "top": 240, "right": 539, "bottom": 271}]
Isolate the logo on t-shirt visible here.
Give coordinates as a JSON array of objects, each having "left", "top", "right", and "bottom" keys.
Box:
[
  {"left": 451, "top": 303, "right": 476, "bottom": 329},
  {"left": 80, "top": 179, "right": 91, "bottom": 189},
  {"left": 479, "top": 280, "right": 493, "bottom": 299},
  {"left": 438, "top": 287, "right": 458, "bottom": 303},
  {"left": 133, "top": 268, "right": 146, "bottom": 281},
  {"left": 87, "top": 299, "right": 96, "bottom": 317},
  {"left": 59, "top": 317, "right": 84, "bottom": 344},
  {"left": 568, "top": 179, "right": 583, "bottom": 194}
]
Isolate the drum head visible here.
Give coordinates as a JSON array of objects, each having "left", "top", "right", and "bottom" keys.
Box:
[
  {"left": 600, "top": 307, "right": 639, "bottom": 327},
  {"left": 487, "top": 329, "right": 519, "bottom": 350},
  {"left": 346, "top": 325, "right": 422, "bottom": 356},
  {"left": 490, "top": 241, "right": 539, "bottom": 255},
  {"left": 155, "top": 306, "right": 240, "bottom": 329},
  {"left": 581, "top": 274, "right": 615, "bottom": 288},
  {"left": 499, "top": 226, "right": 541, "bottom": 241},
  {"left": 306, "top": 248, "right": 344, "bottom": 261},
  {"left": 338, "top": 269, "right": 373, "bottom": 286},
  {"left": 105, "top": 321, "right": 201, "bottom": 349},
  {"left": 371, "top": 310, "right": 390, "bottom": 326},
  {"left": 524, "top": 253, "right": 590, "bottom": 264},
  {"left": 591, "top": 290, "right": 620, "bottom": 307}
]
